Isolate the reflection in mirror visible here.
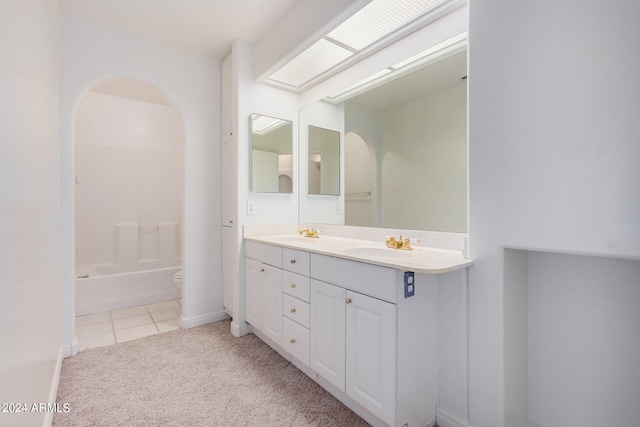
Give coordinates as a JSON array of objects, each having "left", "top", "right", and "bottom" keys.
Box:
[
  {"left": 300, "top": 38, "right": 468, "bottom": 232},
  {"left": 308, "top": 125, "right": 340, "bottom": 196},
  {"left": 250, "top": 113, "right": 293, "bottom": 193}
]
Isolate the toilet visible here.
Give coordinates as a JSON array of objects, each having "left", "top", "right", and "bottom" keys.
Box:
[{"left": 173, "top": 270, "right": 183, "bottom": 290}]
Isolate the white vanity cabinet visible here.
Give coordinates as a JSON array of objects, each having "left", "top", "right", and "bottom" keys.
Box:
[
  {"left": 309, "top": 253, "right": 437, "bottom": 427},
  {"left": 244, "top": 239, "right": 440, "bottom": 427},
  {"left": 244, "top": 242, "right": 283, "bottom": 344},
  {"left": 310, "top": 257, "right": 397, "bottom": 426}
]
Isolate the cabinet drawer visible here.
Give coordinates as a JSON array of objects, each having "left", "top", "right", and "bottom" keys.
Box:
[
  {"left": 245, "top": 241, "right": 282, "bottom": 267},
  {"left": 282, "top": 248, "right": 310, "bottom": 276},
  {"left": 282, "top": 293, "right": 310, "bottom": 329},
  {"left": 282, "top": 317, "right": 309, "bottom": 366},
  {"left": 282, "top": 271, "right": 310, "bottom": 302},
  {"left": 310, "top": 253, "right": 396, "bottom": 303}
]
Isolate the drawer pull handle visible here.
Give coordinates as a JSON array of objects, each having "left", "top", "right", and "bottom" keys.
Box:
[
  {"left": 260, "top": 268, "right": 265, "bottom": 272},
  {"left": 345, "top": 298, "right": 352, "bottom": 304},
  {"left": 290, "top": 338, "right": 296, "bottom": 344},
  {"left": 290, "top": 308, "right": 296, "bottom": 313},
  {"left": 290, "top": 259, "right": 296, "bottom": 264},
  {"left": 290, "top": 283, "right": 296, "bottom": 288}
]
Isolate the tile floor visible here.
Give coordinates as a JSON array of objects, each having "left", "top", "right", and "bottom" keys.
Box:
[{"left": 75, "top": 299, "right": 182, "bottom": 351}]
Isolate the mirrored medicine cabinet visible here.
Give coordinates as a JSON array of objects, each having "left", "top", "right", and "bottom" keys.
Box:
[{"left": 249, "top": 113, "right": 293, "bottom": 194}]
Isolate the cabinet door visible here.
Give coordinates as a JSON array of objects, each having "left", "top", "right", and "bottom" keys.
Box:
[
  {"left": 346, "top": 290, "right": 397, "bottom": 425},
  {"left": 221, "top": 56, "right": 233, "bottom": 142},
  {"left": 244, "top": 258, "right": 262, "bottom": 328},
  {"left": 310, "top": 279, "right": 346, "bottom": 392},
  {"left": 221, "top": 140, "right": 236, "bottom": 227},
  {"left": 261, "top": 264, "right": 282, "bottom": 344},
  {"left": 222, "top": 226, "right": 234, "bottom": 315}
]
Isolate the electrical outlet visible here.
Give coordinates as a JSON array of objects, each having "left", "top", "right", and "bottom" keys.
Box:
[
  {"left": 404, "top": 271, "right": 415, "bottom": 298},
  {"left": 247, "top": 201, "right": 255, "bottom": 215}
]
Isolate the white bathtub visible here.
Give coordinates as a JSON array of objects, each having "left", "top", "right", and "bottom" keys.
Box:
[{"left": 75, "top": 266, "right": 181, "bottom": 316}]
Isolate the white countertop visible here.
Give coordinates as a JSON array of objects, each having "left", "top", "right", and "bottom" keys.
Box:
[{"left": 244, "top": 234, "right": 473, "bottom": 275}]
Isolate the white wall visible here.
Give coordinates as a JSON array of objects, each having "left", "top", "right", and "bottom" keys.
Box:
[
  {"left": 469, "top": 0, "right": 640, "bottom": 426},
  {"left": 0, "top": 1, "right": 62, "bottom": 426},
  {"left": 75, "top": 91, "right": 183, "bottom": 275},
  {"left": 230, "top": 40, "right": 301, "bottom": 334},
  {"left": 60, "top": 11, "right": 223, "bottom": 341},
  {"left": 528, "top": 253, "right": 640, "bottom": 426},
  {"left": 234, "top": 41, "right": 300, "bottom": 227}
]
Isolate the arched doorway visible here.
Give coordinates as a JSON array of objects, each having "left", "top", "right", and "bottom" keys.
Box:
[{"left": 74, "top": 78, "right": 185, "bottom": 317}]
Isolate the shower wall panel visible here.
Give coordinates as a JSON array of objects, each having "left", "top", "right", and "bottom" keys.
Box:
[{"left": 75, "top": 91, "right": 183, "bottom": 276}]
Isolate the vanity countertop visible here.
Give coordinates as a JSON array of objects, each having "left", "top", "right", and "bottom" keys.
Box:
[{"left": 244, "top": 234, "right": 473, "bottom": 275}]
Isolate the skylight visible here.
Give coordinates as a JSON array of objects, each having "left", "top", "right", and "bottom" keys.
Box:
[
  {"left": 266, "top": 0, "right": 454, "bottom": 91},
  {"left": 326, "top": 0, "right": 446, "bottom": 51}
]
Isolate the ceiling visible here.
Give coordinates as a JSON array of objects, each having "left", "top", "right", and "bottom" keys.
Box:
[{"left": 60, "top": 0, "right": 302, "bottom": 58}]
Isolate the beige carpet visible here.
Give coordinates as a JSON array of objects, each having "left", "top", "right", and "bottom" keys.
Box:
[{"left": 54, "top": 319, "right": 369, "bottom": 426}]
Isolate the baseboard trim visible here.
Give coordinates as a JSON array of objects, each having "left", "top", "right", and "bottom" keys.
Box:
[
  {"left": 60, "top": 338, "right": 78, "bottom": 358},
  {"left": 230, "top": 320, "right": 253, "bottom": 337},
  {"left": 180, "top": 310, "right": 229, "bottom": 329},
  {"left": 43, "top": 347, "right": 64, "bottom": 427},
  {"left": 436, "top": 408, "right": 469, "bottom": 427}
]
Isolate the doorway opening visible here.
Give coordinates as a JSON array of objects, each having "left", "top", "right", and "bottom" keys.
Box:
[{"left": 74, "top": 78, "right": 185, "bottom": 316}]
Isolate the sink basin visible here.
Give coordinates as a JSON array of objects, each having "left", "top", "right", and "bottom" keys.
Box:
[{"left": 342, "top": 247, "right": 416, "bottom": 259}]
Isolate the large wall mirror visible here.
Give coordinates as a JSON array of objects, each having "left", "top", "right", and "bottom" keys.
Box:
[
  {"left": 250, "top": 113, "right": 293, "bottom": 193},
  {"left": 308, "top": 125, "right": 340, "bottom": 196},
  {"left": 299, "top": 36, "right": 468, "bottom": 232}
]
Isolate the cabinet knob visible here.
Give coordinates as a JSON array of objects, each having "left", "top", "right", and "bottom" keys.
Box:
[
  {"left": 290, "top": 259, "right": 296, "bottom": 264},
  {"left": 345, "top": 298, "right": 352, "bottom": 304},
  {"left": 290, "top": 338, "right": 296, "bottom": 344},
  {"left": 290, "top": 308, "right": 296, "bottom": 313},
  {"left": 229, "top": 220, "right": 233, "bottom": 224},
  {"left": 260, "top": 268, "right": 265, "bottom": 272},
  {"left": 290, "top": 283, "right": 296, "bottom": 288}
]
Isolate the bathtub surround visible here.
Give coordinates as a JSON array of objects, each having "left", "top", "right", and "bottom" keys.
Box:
[
  {"left": 73, "top": 86, "right": 184, "bottom": 315},
  {"left": 54, "top": 319, "right": 368, "bottom": 427},
  {"left": 75, "top": 89, "right": 184, "bottom": 276}
]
